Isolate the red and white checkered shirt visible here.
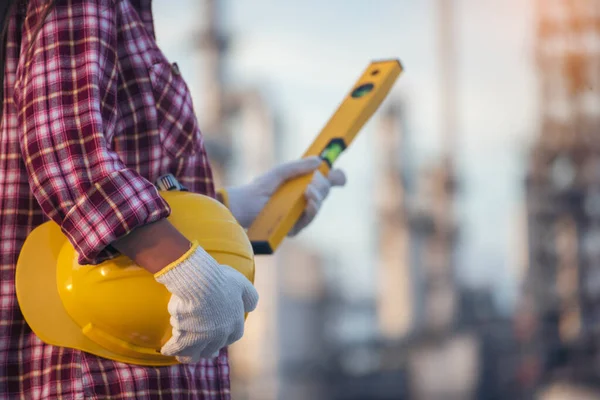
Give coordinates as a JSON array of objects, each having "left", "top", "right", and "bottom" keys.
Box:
[{"left": 1, "top": 0, "right": 231, "bottom": 398}]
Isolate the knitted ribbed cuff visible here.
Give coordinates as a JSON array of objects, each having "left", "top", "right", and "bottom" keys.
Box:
[{"left": 154, "top": 241, "right": 226, "bottom": 299}]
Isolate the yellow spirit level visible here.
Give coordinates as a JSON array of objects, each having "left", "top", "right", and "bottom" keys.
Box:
[{"left": 248, "top": 59, "right": 403, "bottom": 254}]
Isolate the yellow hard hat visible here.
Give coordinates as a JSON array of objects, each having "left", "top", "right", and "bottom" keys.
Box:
[{"left": 15, "top": 190, "right": 255, "bottom": 366}]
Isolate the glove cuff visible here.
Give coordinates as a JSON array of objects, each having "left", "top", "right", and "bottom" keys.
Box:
[
  {"left": 154, "top": 240, "right": 225, "bottom": 298},
  {"left": 154, "top": 241, "right": 197, "bottom": 279}
]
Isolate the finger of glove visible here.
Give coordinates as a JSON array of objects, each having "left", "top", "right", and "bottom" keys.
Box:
[
  {"left": 269, "top": 156, "right": 322, "bottom": 188},
  {"left": 306, "top": 171, "right": 330, "bottom": 203},
  {"left": 166, "top": 296, "right": 189, "bottom": 325},
  {"left": 176, "top": 346, "right": 219, "bottom": 363},
  {"left": 305, "top": 185, "right": 324, "bottom": 205},
  {"left": 176, "top": 353, "right": 202, "bottom": 364},
  {"left": 241, "top": 280, "right": 259, "bottom": 313},
  {"left": 328, "top": 169, "right": 347, "bottom": 187},
  {"left": 160, "top": 312, "right": 194, "bottom": 358},
  {"left": 166, "top": 299, "right": 205, "bottom": 335},
  {"left": 290, "top": 198, "right": 319, "bottom": 236},
  {"left": 304, "top": 198, "right": 320, "bottom": 222},
  {"left": 193, "top": 337, "right": 229, "bottom": 360},
  {"left": 225, "top": 318, "right": 246, "bottom": 347},
  {"left": 221, "top": 266, "right": 259, "bottom": 312},
  {"left": 161, "top": 333, "right": 208, "bottom": 360}
]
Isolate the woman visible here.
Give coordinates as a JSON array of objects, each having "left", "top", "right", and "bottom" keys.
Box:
[{"left": 0, "top": 0, "right": 346, "bottom": 398}]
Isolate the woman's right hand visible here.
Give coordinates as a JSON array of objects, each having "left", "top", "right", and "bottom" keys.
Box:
[{"left": 154, "top": 241, "right": 258, "bottom": 363}]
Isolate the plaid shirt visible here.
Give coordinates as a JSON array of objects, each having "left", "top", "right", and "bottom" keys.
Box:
[{"left": 1, "top": 0, "right": 231, "bottom": 398}]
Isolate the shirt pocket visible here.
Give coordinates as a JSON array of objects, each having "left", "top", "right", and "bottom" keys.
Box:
[{"left": 148, "top": 60, "right": 203, "bottom": 159}]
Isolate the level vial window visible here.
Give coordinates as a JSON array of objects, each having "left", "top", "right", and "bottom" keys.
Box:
[
  {"left": 351, "top": 83, "right": 374, "bottom": 98},
  {"left": 320, "top": 141, "right": 345, "bottom": 166}
]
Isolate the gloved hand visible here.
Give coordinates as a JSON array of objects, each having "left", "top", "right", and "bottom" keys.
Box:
[
  {"left": 154, "top": 241, "right": 258, "bottom": 363},
  {"left": 224, "top": 156, "right": 347, "bottom": 236}
]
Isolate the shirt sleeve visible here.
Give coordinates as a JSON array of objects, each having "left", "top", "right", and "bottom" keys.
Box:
[{"left": 15, "top": 0, "right": 171, "bottom": 265}]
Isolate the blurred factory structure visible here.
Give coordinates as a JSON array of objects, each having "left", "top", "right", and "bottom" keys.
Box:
[
  {"left": 515, "top": 0, "right": 600, "bottom": 397},
  {"left": 192, "top": 0, "right": 519, "bottom": 399},
  {"left": 189, "top": 0, "right": 600, "bottom": 399}
]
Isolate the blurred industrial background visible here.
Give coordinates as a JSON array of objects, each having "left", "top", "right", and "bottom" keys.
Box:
[{"left": 152, "top": 0, "right": 600, "bottom": 398}]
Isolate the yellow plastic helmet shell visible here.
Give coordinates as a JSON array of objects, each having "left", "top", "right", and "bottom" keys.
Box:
[{"left": 15, "top": 191, "right": 255, "bottom": 366}]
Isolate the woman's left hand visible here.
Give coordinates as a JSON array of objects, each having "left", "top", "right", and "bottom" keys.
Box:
[{"left": 223, "top": 156, "right": 347, "bottom": 235}]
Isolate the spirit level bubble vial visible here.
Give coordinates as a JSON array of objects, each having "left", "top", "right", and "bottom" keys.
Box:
[{"left": 248, "top": 59, "right": 404, "bottom": 254}]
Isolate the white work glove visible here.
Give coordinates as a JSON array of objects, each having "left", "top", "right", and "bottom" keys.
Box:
[
  {"left": 225, "top": 156, "right": 347, "bottom": 236},
  {"left": 154, "top": 241, "right": 258, "bottom": 363}
]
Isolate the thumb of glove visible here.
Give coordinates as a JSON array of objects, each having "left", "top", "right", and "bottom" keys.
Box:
[{"left": 266, "top": 156, "right": 323, "bottom": 190}]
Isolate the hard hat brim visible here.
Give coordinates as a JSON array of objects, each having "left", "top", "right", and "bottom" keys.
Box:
[{"left": 15, "top": 221, "right": 176, "bottom": 366}]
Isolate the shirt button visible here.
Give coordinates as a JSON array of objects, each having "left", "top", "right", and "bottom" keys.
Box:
[{"left": 171, "top": 63, "right": 180, "bottom": 75}]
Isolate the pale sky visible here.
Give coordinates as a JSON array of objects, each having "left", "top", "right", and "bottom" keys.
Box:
[{"left": 152, "top": 0, "right": 538, "bottom": 312}]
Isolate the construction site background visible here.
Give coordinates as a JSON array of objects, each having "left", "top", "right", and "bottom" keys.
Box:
[{"left": 152, "top": 0, "right": 600, "bottom": 399}]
